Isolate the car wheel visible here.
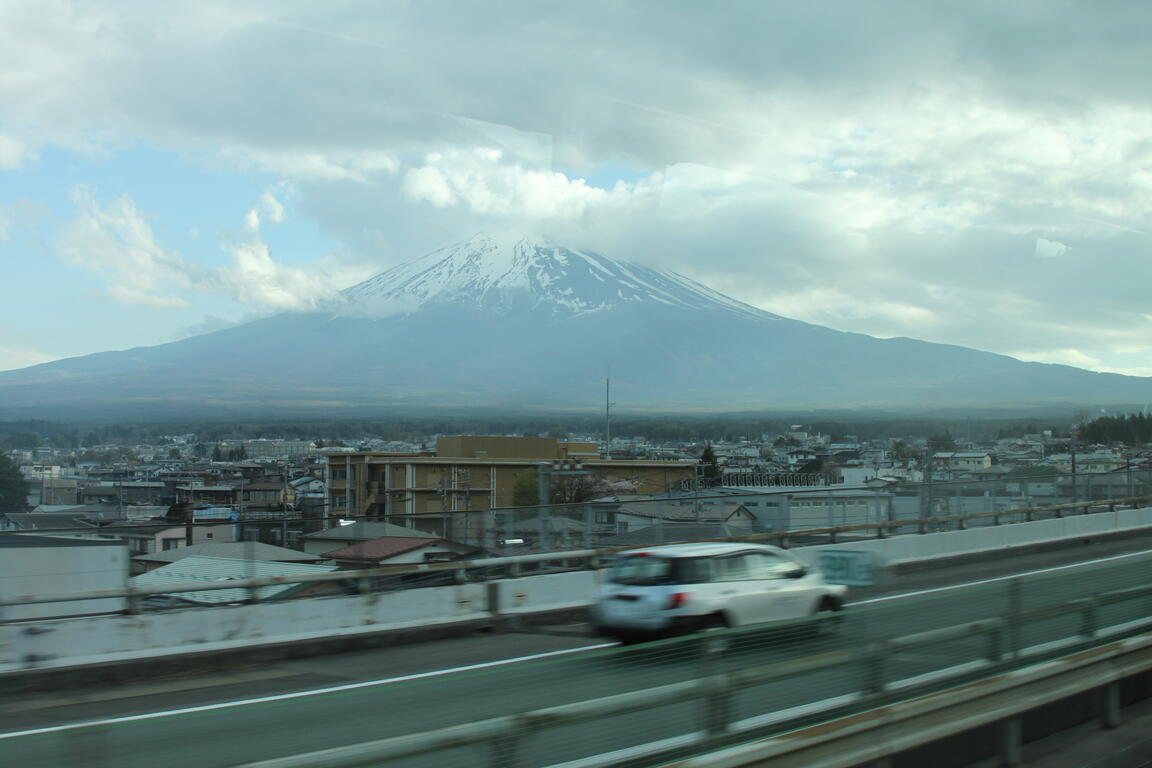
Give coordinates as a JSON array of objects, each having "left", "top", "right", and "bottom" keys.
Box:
[
  {"left": 701, "top": 613, "right": 730, "bottom": 654},
  {"left": 812, "top": 596, "right": 843, "bottom": 636}
]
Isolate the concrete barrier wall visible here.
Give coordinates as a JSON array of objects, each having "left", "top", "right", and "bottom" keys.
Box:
[
  {"left": 791, "top": 506, "right": 1152, "bottom": 569},
  {"left": 498, "top": 570, "right": 601, "bottom": 614},
  {"left": 3, "top": 507, "right": 1150, "bottom": 676},
  {"left": 0, "top": 583, "right": 492, "bottom": 672}
]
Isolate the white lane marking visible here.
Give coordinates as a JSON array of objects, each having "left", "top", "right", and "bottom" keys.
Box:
[
  {"left": 854, "top": 548, "right": 1151, "bottom": 606},
  {"left": 0, "top": 642, "right": 616, "bottom": 739}
]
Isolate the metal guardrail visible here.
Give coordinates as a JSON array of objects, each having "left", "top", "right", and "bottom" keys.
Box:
[
  {"left": 234, "top": 580, "right": 1152, "bottom": 768},
  {"left": 3, "top": 493, "right": 1151, "bottom": 617}
]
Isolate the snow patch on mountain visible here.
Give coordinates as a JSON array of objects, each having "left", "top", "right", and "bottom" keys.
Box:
[{"left": 336, "top": 232, "right": 778, "bottom": 321}]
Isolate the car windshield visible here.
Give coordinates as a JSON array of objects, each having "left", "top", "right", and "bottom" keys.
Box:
[{"left": 610, "top": 555, "right": 712, "bottom": 585}]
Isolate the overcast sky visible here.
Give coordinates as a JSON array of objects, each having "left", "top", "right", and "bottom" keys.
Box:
[{"left": 2, "top": 0, "right": 1151, "bottom": 376}]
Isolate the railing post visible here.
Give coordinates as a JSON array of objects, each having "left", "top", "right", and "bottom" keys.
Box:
[
  {"left": 1007, "top": 578, "right": 1022, "bottom": 660},
  {"left": 703, "top": 679, "right": 731, "bottom": 738},
  {"left": 1101, "top": 682, "right": 1121, "bottom": 729},
  {"left": 1080, "top": 599, "right": 1098, "bottom": 638},
  {"left": 863, "top": 642, "right": 886, "bottom": 697},
  {"left": 489, "top": 726, "right": 522, "bottom": 768},
  {"left": 486, "top": 581, "right": 501, "bottom": 617},
  {"left": 986, "top": 621, "right": 1003, "bottom": 662},
  {"left": 1000, "top": 718, "right": 1023, "bottom": 766}
]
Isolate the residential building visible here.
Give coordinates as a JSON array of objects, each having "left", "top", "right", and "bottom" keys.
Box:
[
  {"left": 101, "top": 520, "right": 237, "bottom": 556},
  {"left": 932, "top": 452, "right": 994, "bottom": 473},
  {"left": 325, "top": 435, "right": 696, "bottom": 536}
]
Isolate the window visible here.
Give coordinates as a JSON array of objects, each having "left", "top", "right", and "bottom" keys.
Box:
[
  {"left": 610, "top": 555, "right": 673, "bottom": 585},
  {"left": 714, "top": 554, "right": 751, "bottom": 581},
  {"left": 330, "top": 469, "right": 347, "bottom": 480},
  {"left": 161, "top": 537, "right": 183, "bottom": 550},
  {"left": 609, "top": 555, "right": 712, "bottom": 585},
  {"left": 746, "top": 552, "right": 801, "bottom": 579}
]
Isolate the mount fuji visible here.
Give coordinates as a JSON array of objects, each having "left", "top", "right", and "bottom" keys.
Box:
[{"left": 2, "top": 232, "right": 1149, "bottom": 416}]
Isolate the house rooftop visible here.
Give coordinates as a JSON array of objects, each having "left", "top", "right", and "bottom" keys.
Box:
[
  {"left": 1, "top": 513, "right": 98, "bottom": 531},
  {"left": 131, "top": 556, "right": 339, "bottom": 603},
  {"left": 321, "top": 536, "right": 470, "bottom": 562},
  {"left": 0, "top": 532, "right": 123, "bottom": 548},
  {"left": 302, "top": 521, "right": 438, "bottom": 541},
  {"left": 133, "top": 541, "right": 323, "bottom": 564}
]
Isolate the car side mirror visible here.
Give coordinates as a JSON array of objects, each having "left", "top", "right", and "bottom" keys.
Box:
[{"left": 784, "top": 566, "right": 807, "bottom": 579}]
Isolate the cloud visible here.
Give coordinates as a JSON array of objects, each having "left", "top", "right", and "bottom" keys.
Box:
[
  {"left": 258, "top": 190, "right": 286, "bottom": 223},
  {"left": 218, "top": 148, "right": 398, "bottom": 184},
  {"left": 0, "top": 134, "right": 33, "bottom": 169},
  {"left": 403, "top": 148, "right": 635, "bottom": 219},
  {"left": 58, "top": 187, "right": 343, "bottom": 312},
  {"left": 58, "top": 187, "right": 196, "bottom": 308},
  {"left": 0, "top": 329, "right": 57, "bottom": 372},
  {"left": 1014, "top": 348, "right": 1103, "bottom": 368},
  {"left": 1035, "top": 237, "right": 1069, "bottom": 258},
  {"left": 219, "top": 196, "right": 341, "bottom": 311}
]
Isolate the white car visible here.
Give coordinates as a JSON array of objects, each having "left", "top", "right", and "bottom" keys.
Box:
[{"left": 591, "top": 542, "right": 847, "bottom": 642}]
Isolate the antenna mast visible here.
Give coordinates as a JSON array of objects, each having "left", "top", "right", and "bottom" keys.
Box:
[{"left": 605, "top": 373, "right": 613, "bottom": 461}]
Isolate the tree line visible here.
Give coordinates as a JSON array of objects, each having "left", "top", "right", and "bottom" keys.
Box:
[
  {"left": 1077, "top": 413, "right": 1152, "bottom": 446},
  {"left": 0, "top": 412, "right": 1085, "bottom": 451}
]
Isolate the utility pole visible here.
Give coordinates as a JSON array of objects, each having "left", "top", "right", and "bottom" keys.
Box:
[{"left": 1070, "top": 427, "right": 1079, "bottom": 501}]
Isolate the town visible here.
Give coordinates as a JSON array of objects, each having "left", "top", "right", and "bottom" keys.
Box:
[{"left": 3, "top": 417, "right": 1149, "bottom": 617}]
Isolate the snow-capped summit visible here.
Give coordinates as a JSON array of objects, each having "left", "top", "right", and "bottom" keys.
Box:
[{"left": 337, "top": 232, "right": 774, "bottom": 320}]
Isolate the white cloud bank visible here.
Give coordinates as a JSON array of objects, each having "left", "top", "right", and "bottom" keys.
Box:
[{"left": 58, "top": 187, "right": 344, "bottom": 312}]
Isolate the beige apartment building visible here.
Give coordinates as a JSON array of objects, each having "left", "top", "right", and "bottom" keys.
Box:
[{"left": 325, "top": 435, "right": 695, "bottom": 535}]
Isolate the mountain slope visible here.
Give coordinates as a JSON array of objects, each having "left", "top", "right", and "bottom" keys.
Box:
[{"left": 1, "top": 233, "right": 1148, "bottom": 415}]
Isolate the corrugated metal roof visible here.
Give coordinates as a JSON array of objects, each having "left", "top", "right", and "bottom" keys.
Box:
[
  {"left": 131, "top": 556, "right": 339, "bottom": 603},
  {"left": 133, "top": 542, "right": 323, "bottom": 564}
]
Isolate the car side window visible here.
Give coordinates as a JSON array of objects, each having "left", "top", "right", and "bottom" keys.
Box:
[
  {"left": 747, "top": 552, "right": 801, "bottom": 579},
  {"left": 713, "top": 554, "right": 751, "bottom": 581}
]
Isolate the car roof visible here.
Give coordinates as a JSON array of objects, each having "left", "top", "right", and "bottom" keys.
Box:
[{"left": 617, "top": 542, "right": 785, "bottom": 558}]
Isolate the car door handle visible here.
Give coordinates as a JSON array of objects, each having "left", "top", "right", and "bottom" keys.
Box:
[{"left": 721, "top": 590, "right": 737, "bottom": 595}]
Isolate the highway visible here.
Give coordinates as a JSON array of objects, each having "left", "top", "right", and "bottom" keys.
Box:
[{"left": 2, "top": 539, "right": 1151, "bottom": 768}]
